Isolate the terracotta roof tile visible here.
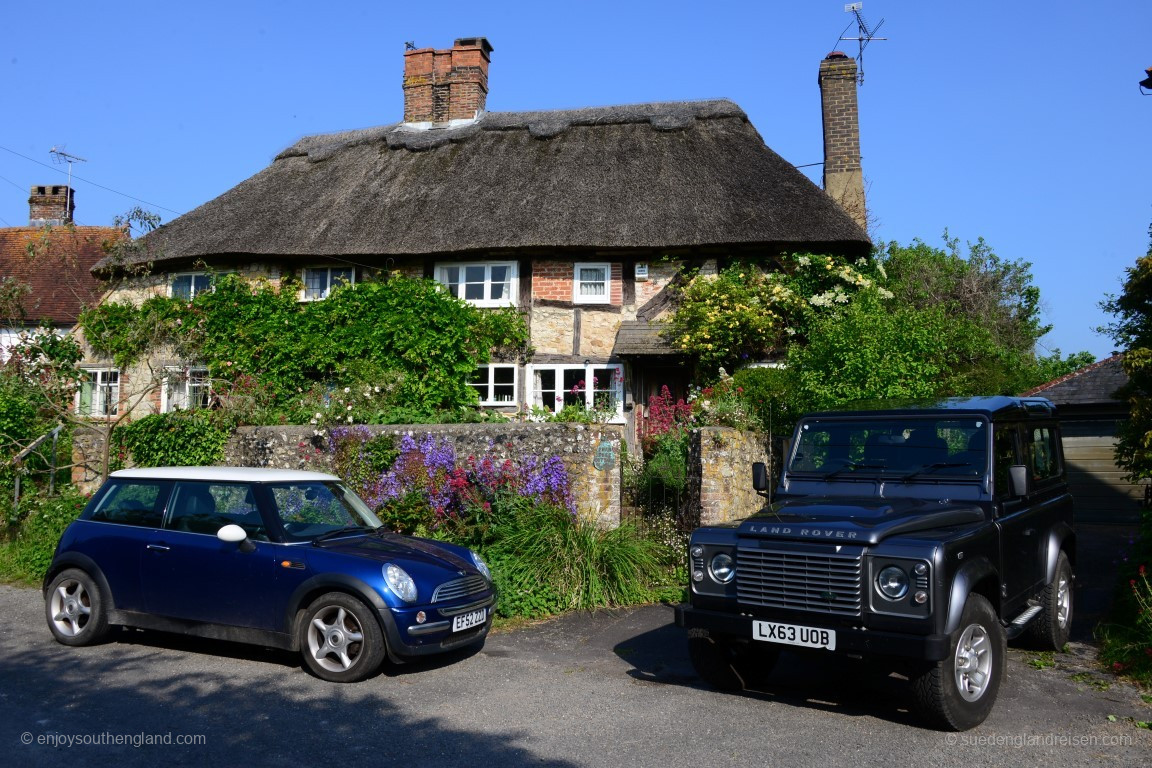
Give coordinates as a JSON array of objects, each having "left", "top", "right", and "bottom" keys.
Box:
[{"left": 0, "top": 226, "right": 121, "bottom": 325}]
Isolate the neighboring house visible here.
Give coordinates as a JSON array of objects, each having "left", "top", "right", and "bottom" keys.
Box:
[
  {"left": 92, "top": 38, "right": 870, "bottom": 433},
  {"left": 1024, "top": 355, "right": 1144, "bottom": 523},
  {"left": 0, "top": 186, "right": 121, "bottom": 417}
]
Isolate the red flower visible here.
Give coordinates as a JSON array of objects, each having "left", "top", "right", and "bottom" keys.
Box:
[{"left": 1140, "top": 564, "right": 1147, "bottom": 576}]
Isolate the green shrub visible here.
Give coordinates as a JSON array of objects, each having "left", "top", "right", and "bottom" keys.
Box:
[
  {"left": 0, "top": 491, "right": 87, "bottom": 582},
  {"left": 485, "top": 501, "right": 665, "bottom": 617},
  {"left": 1097, "top": 510, "right": 1152, "bottom": 685},
  {"left": 113, "top": 411, "right": 229, "bottom": 468}
]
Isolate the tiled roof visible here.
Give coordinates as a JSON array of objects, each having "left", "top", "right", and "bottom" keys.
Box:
[
  {"left": 1022, "top": 354, "right": 1128, "bottom": 405},
  {"left": 0, "top": 226, "right": 119, "bottom": 325}
]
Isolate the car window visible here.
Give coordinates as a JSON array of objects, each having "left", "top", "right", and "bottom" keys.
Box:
[
  {"left": 269, "top": 482, "right": 382, "bottom": 542},
  {"left": 166, "top": 482, "right": 268, "bottom": 540},
  {"left": 87, "top": 480, "right": 170, "bottom": 528},
  {"left": 1027, "top": 426, "right": 1061, "bottom": 483}
]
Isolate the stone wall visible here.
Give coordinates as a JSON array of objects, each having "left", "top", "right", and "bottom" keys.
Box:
[
  {"left": 685, "top": 426, "right": 772, "bottom": 526},
  {"left": 73, "top": 421, "right": 773, "bottom": 531},
  {"left": 226, "top": 422, "right": 624, "bottom": 528}
]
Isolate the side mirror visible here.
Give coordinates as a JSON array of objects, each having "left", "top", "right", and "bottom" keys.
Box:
[
  {"left": 217, "top": 523, "right": 256, "bottom": 553},
  {"left": 1008, "top": 465, "right": 1030, "bottom": 497},
  {"left": 752, "top": 462, "right": 770, "bottom": 493}
]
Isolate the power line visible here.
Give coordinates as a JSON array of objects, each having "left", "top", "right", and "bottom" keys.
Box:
[{"left": 0, "top": 144, "right": 183, "bottom": 216}]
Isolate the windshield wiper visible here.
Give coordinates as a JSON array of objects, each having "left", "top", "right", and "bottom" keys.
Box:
[
  {"left": 311, "top": 525, "right": 371, "bottom": 544},
  {"left": 899, "top": 462, "right": 972, "bottom": 480},
  {"left": 823, "top": 461, "right": 886, "bottom": 480}
]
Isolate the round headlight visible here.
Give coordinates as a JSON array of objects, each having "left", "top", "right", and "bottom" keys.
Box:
[
  {"left": 709, "top": 553, "right": 735, "bottom": 584},
  {"left": 383, "top": 563, "right": 418, "bottom": 603},
  {"left": 876, "top": 565, "right": 909, "bottom": 600},
  {"left": 470, "top": 550, "right": 493, "bottom": 582},
  {"left": 690, "top": 545, "right": 704, "bottom": 559}
]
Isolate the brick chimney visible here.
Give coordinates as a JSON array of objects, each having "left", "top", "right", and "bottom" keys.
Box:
[
  {"left": 403, "top": 37, "right": 493, "bottom": 126},
  {"left": 28, "top": 184, "right": 75, "bottom": 227},
  {"left": 818, "top": 52, "right": 867, "bottom": 232}
]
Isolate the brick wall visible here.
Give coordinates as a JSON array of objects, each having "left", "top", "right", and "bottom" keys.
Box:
[{"left": 532, "top": 260, "right": 623, "bottom": 304}]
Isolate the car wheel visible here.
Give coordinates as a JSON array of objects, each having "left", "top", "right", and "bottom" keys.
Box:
[
  {"left": 45, "top": 569, "right": 110, "bottom": 647},
  {"left": 1026, "top": 551, "right": 1073, "bottom": 650},
  {"left": 299, "top": 592, "right": 386, "bottom": 683},
  {"left": 688, "top": 630, "right": 779, "bottom": 692},
  {"left": 912, "top": 593, "right": 1005, "bottom": 730}
]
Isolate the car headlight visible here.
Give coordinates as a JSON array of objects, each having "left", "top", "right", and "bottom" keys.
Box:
[
  {"left": 470, "top": 551, "right": 492, "bottom": 582},
  {"left": 876, "top": 565, "right": 909, "bottom": 600},
  {"left": 383, "top": 563, "right": 418, "bottom": 602},
  {"left": 709, "top": 553, "right": 735, "bottom": 584}
]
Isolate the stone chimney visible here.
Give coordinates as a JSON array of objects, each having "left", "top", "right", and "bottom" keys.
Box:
[
  {"left": 818, "top": 52, "right": 867, "bottom": 232},
  {"left": 28, "top": 184, "right": 75, "bottom": 227},
  {"left": 403, "top": 37, "right": 493, "bottom": 126}
]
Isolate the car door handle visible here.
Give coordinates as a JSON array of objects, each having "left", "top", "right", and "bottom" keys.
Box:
[{"left": 146, "top": 543, "right": 171, "bottom": 552}]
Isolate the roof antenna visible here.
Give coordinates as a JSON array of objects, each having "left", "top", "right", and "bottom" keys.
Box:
[
  {"left": 48, "top": 145, "right": 87, "bottom": 222},
  {"left": 404, "top": 41, "right": 417, "bottom": 51},
  {"left": 839, "top": 3, "right": 887, "bottom": 85}
]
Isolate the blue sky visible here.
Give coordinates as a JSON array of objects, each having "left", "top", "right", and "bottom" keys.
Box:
[{"left": 2, "top": 1, "right": 1147, "bottom": 361}]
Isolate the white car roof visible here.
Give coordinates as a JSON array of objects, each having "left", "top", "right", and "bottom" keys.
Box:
[{"left": 109, "top": 466, "right": 341, "bottom": 483}]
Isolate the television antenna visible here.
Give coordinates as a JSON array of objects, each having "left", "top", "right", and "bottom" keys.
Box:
[
  {"left": 838, "top": 3, "right": 887, "bottom": 85},
  {"left": 49, "top": 145, "right": 87, "bottom": 218}
]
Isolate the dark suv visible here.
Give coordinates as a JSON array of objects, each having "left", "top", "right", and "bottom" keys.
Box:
[{"left": 675, "top": 397, "right": 1075, "bottom": 730}]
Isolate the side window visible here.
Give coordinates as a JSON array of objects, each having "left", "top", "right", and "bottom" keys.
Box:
[
  {"left": 1027, "top": 426, "right": 1061, "bottom": 483},
  {"left": 87, "top": 480, "right": 170, "bottom": 528},
  {"left": 993, "top": 425, "right": 1019, "bottom": 499},
  {"left": 166, "top": 482, "right": 267, "bottom": 539}
]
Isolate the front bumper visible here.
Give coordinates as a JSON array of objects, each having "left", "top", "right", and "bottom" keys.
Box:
[
  {"left": 675, "top": 603, "right": 951, "bottom": 662},
  {"left": 379, "top": 595, "right": 496, "bottom": 663}
]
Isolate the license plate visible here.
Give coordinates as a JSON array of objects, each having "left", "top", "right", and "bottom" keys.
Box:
[
  {"left": 452, "top": 608, "right": 486, "bottom": 632},
  {"left": 752, "top": 620, "right": 836, "bottom": 650}
]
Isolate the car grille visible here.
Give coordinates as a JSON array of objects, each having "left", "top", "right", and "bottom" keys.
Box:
[
  {"left": 431, "top": 575, "right": 489, "bottom": 603},
  {"left": 736, "top": 546, "right": 862, "bottom": 617}
]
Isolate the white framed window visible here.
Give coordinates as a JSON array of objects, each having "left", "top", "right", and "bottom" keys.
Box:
[
  {"left": 574, "top": 263, "right": 610, "bottom": 304},
  {"left": 77, "top": 368, "right": 120, "bottom": 417},
  {"left": 528, "top": 363, "right": 624, "bottom": 420},
  {"left": 162, "top": 368, "right": 211, "bottom": 412},
  {"left": 436, "top": 262, "right": 517, "bottom": 307},
  {"left": 302, "top": 267, "right": 354, "bottom": 301},
  {"left": 170, "top": 272, "right": 212, "bottom": 301},
  {"left": 170, "top": 271, "right": 233, "bottom": 301},
  {"left": 468, "top": 364, "right": 518, "bottom": 406}
]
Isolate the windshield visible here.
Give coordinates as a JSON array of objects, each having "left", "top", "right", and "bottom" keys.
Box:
[
  {"left": 268, "top": 481, "right": 384, "bottom": 542},
  {"left": 789, "top": 417, "right": 989, "bottom": 479}
]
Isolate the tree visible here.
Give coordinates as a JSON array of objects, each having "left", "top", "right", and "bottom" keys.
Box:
[{"left": 1100, "top": 224, "right": 1152, "bottom": 481}]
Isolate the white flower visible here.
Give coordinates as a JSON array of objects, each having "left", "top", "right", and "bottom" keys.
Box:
[
  {"left": 314, "top": 412, "right": 322, "bottom": 420},
  {"left": 343, "top": 387, "right": 351, "bottom": 394},
  {"left": 373, "top": 386, "right": 380, "bottom": 393},
  {"left": 346, "top": 405, "right": 353, "bottom": 411},
  {"left": 346, "top": 415, "right": 353, "bottom": 423}
]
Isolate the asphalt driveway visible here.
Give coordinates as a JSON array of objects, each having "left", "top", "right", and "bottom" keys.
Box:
[{"left": 1, "top": 579, "right": 1149, "bottom": 768}]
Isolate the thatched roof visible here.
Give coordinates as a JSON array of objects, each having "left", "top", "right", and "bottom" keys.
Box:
[{"left": 101, "top": 99, "right": 870, "bottom": 271}]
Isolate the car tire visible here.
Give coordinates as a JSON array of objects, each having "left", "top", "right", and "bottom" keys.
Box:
[
  {"left": 912, "top": 593, "right": 1005, "bottom": 731},
  {"left": 688, "top": 630, "right": 779, "bottom": 692},
  {"left": 1026, "top": 551, "right": 1073, "bottom": 651},
  {"left": 299, "top": 592, "right": 386, "bottom": 683},
  {"left": 45, "top": 568, "right": 111, "bottom": 647}
]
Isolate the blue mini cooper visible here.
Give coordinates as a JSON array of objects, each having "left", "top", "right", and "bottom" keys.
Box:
[{"left": 43, "top": 467, "right": 496, "bottom": 682}]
